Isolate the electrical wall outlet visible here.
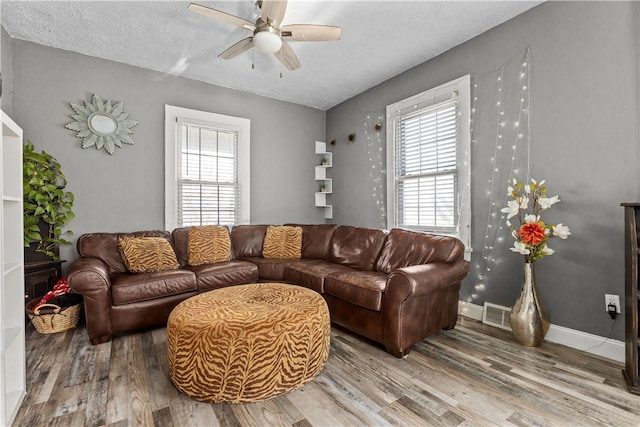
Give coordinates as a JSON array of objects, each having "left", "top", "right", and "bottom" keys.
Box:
[{"left": 605, "top": 294, "right": 621, "bottom": 314}]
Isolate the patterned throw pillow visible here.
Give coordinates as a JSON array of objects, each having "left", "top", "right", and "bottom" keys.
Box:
[
  {"left": 188, "top": 225, "right": 231, "bottom": 266},
  {"left": 262, "top": 225, "right": 302, "bottom": 259},
  {"left": 118, "top": 237, "right": 180, "bottom": 273}
]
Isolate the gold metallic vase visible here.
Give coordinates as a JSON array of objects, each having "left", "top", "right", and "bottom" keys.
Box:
[{"left": 509, "top": 262, "right": 550, "bottom": 347}]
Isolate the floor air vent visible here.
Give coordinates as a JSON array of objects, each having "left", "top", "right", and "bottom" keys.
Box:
[{"left": 482, "top": 302, "right": 512, "bottom": 331}]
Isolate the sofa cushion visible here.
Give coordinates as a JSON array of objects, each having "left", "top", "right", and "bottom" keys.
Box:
[
  {"left": 186, "top": 260, "right": 259, "bottom": 292},
  {"left": 231, "top": 225, "right": 269, "bottom": 258},
  {"left": 118, "top": 236, "right": 180, "bottom": 273},
  {"left": 77, "top": 230, "right": 171, "bottom": 275},
  {"left": 376, "top": 228, "right": 466, "bottom": 274},
  {"left": 283, "top": 260, "right": 355, "bottom": 293},
  {"left": 171, "top": 227, "right": 191, "bottom": 267},
  {"left": 242, "top": 257, "right": 299, "bottom": 281},
  {"left": 285, "top": 224, "right": 338, "bottom": 260},
  {"left": 324, "top": 271, "right": 388, "bottom": 311},
  {"left": 328, "top": 226, "right": 387, "bottom": 271},
  {"left": 187, "top": 225, "right": 231, "bottom": 266},
  {"left": 262, "top": 225, "right": 302, "bottom": 259},
  {"left": 111, "top": 269, "right": 197, "bottom": 305}
]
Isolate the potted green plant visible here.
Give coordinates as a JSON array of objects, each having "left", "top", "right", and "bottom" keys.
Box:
[{"left": 23, "top": 141, "right": 75, "bottom": 260}]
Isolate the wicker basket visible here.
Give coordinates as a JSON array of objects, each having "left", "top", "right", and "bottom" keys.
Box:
[{"left": 25, "top": 298, "right": 82, "bottom": 334}]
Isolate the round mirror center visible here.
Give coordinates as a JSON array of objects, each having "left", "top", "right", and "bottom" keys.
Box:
[{"left": 89, "top": 113, "right": 117, "bottom": 136}]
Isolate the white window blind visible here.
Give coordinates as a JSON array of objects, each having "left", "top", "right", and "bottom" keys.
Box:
[
  {"left": 177, "top": 121, "right": 238, "bottom": 226},
  {"left": 395, "top": 100, "right": 458, "bottom": 232}
]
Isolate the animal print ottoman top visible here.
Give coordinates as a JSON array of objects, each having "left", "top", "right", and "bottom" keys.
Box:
[{"left": 167, "top": 283, "right": 331, "bottom": 403}]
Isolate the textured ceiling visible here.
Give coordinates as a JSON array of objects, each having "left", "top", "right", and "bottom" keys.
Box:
[{"left": 1, "top": 1, "right": 543, "bottom": 110}]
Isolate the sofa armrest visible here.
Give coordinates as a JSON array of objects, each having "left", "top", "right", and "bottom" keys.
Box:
[
  {"left": 382, "top": 260, "right": 470, "bottom": 357},
  {"left": 67, "top": 257, "right": 114, "bottom": 344},
  {"left": 386, "top": 260, "right": 470, "bottom": 301}
]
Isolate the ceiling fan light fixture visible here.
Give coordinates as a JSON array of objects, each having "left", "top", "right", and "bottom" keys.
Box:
[
  {"left": 253, "top": 30, "right": 282, "bottom": 53},
  {"left": 189, "top": 2, "right": 341, "bottom": 71}
]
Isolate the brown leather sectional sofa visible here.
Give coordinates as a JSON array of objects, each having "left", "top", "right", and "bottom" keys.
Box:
[{"left": 67, "top": 224, "right": 470, "bottom": 357}]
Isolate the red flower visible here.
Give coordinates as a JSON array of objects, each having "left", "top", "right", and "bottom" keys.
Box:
[{"left": 519, "top": 222, "right": 546, "bottom": 246}]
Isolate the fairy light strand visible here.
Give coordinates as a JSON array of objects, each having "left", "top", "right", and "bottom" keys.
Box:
[
  {"left": 364, "top": 113, "right": 386, "bottom": 228},
  {"left": 470, "top": 47, "right": 533, "bottom": 303}
]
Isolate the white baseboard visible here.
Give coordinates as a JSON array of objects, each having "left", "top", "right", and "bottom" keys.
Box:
[
  {"left": 458, "top": 300, "right": 484, "bottom": 321},
  {"left": 545, "top": 323, "right": 625, "bottom": 362},
  {"left": 458, "top": 301, "right": 624, "bottom": 363}
]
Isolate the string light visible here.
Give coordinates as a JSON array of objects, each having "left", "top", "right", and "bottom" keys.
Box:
[
  {"left": 469, "top": 47, "right": 533, "bottom": 304},
  {"left": 364, "top": 113, "right": 386, "bottom": 228}
]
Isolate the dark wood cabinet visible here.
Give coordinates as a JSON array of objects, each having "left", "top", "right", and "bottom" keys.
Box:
[
  {"left": 622, "top": 203, "right": 640, "bottom": 395},
  {"left": 24, "top": 260, "right": 65, "bottom": 303}
]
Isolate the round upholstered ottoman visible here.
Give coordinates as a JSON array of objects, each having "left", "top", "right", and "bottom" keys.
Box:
[{"left": 167, "top": 283, "right": 330, "bottom": 403}]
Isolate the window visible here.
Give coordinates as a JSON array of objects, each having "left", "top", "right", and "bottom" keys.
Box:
[
  {"left": 386, "top": 75, "right": 471, "bottom": 257},
  {"left": 165, "top": 105, "right": 250, "bottom": 229},
  {"left": 177, "top": 122, "right": 237, "bottom": 226}
]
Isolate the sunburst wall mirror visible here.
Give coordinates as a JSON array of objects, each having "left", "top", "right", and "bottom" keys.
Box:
[{"left": 65, "top": 94, "right": 138, "bottom": 155}]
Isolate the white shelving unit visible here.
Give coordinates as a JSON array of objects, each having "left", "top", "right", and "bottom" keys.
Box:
[
  {"left": 0, "top": 110, "right": 25, "bottom": 426},
  {"left": 314, "top": 141, "right": 333, "bottom": 219}
]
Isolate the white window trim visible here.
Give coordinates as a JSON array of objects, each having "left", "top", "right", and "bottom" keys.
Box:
[
  {"left": 164, "top": 105, "right": 250, "bottom": 230},
  {"left": 386, "top": 75, "right": 471, "bottom": 260}
]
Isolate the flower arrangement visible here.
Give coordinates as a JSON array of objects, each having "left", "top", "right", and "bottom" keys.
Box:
[{"left": 501, "top": 178, "right": 570, "bottom": 263}]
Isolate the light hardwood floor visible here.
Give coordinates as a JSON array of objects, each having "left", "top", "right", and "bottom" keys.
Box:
[{"left": 13, "top": 316, "right": 640, "bottom": 426}]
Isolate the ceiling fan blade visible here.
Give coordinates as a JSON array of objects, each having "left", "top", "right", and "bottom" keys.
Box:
[
  {"left": 218, "top": 37, "right": 254, "bottom": 60},
  {"left": 260, "top": 0, "right": 288, "bottom": 26},
  {"left": 281, "top": 24, "right": 342, "bottom": 41},
  {"left": 188, "top": 3, "right": 255, "bottom": 31},
  {"left": 274, "top": 40, "right": 301, "bottom": 71}
]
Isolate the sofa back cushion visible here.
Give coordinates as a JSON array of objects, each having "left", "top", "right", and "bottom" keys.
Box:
[
  {"left": 285, "top": 224, "right": 338, "bottom": 260},
  {"left": 376, "top": 228, "right": 466, "bottom": 274},
  {"left": 230, "top": 225, "right": 269, "bottom": 258},
  {"left": 77, "top": 230, "right": 172, "bottom": 276},
  {"left": 171, "top": 227, "right": 191, "bottom": 267},
  {"left": 328, "top": 226, "right": 387, "bottom": 271}
]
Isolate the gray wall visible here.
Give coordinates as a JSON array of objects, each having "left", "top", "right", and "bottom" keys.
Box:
[
  {"left": 7, "top": 39, "right": 326, "bottom": 263},
  {"left": 326, "top": 1, "right": 639, "bottom": 340},
  {"left": 1, "top": 26, "right": 13, "bottom": 114}
]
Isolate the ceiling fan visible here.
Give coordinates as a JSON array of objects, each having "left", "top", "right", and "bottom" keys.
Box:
[{"left": 188, "top": 1, "right": 341, "bottom": 71}]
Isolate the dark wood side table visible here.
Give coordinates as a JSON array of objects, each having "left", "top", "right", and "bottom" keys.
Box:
[{"left": 24, "top": 260, "right": 66, "bottom": 303}]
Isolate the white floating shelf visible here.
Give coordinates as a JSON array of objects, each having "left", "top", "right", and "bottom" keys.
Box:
[{"left": 314, "top": 141, "right": 333, "bottom": 220}]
